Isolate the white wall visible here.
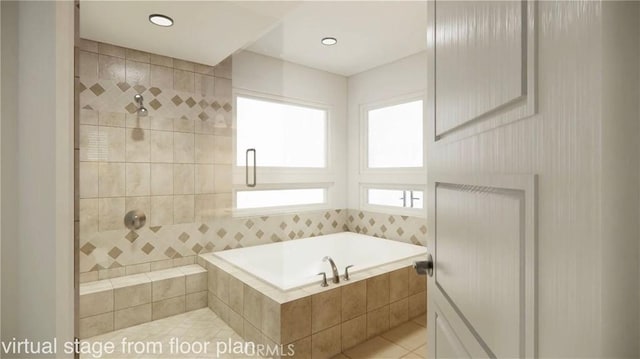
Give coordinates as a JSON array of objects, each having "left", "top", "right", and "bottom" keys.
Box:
[
  {"left": 232, "top": 50, "right": 348, "bottom": 210},
  {"left": 1, "top": 1, "right": 74, "bottom": 353},
  {"left": 346, "top": 52, "right": 427, "bottom": 211}
]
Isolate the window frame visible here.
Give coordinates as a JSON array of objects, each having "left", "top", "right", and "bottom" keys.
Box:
[
  {"left": 234, "top": 90, "right": 332, "bottom": 172},
  {"left": 357, "top": 91, "right": 427, "bottom": 218},
  {"left": 359, "top": 92, "right": 426, "bottom": 174},
  {"left": 360, "top": 183, "right": 427, "bottom": 218},
  {"left": 232, "top": 89, "right": 336, "bottom": 217}
]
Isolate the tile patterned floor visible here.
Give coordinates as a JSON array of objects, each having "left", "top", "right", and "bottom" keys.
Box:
[
  {"left": 82, "top": 309, "right": 427, "bottom": 359},
  {"left": 337, "top": 316, "right": 427, "bottom": 359}
]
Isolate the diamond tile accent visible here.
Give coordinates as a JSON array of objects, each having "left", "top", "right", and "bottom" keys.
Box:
[
  {"left": 420, "top": 225, "right": 427, "bottom": 234},
  {"left": 293, "top": 215, "right": 300, "bottom": 223},
  {"left": 205, "top": 242, "right": 215, "bottom": 251},
  {"left": 369, "top": 218, "right": 376, "bottom": 226},
  {"left": 90, "top": 264, "right": 104, "bottom": 271},
  {"left": 388, "top": 216, "right": 395, "bottom": 224},
  {"left": 133, "top": 85, "right": 146, "bottom": 93},
  {"left": 211, "top": 101, "right": 221, "bottom": 111},
  {"left": 324, "top": 212, "right": 331, "bottom": 220},
  {"left": 141, "top": 243, "right": 155, "bottom": 254},
  {"left": 108, "top": 247, "right": 123, "bottom": 259},
  {"left": 305, "top": 219, "right": 312, "bottom": 227},
  {"left": 288, "top": 231, "right": 295, "bottom": 239},
  {"left": 396, "top": 227, "right": 404, "bottom": 236},
  {"left": 199, "top": 99, "right": 209, "bottom": 108},
  {"left": 125, "top": 102, "right": 138, "bottom": 114},
  {"left": 270, "top": 234, "right": 281, "bottom": 242},
  {"left": 149, "top": 226, "right": 162, "bottom": 233},
  {"left": 178, "top": 232, "right": 190, "bottom": 243},
  {"left": 125, "top": 231, "right": 139, "bottom": 243},
  {"left": 279, "top": 222, "right": 287, "bottom": 230},
  {"left": 171, "top": 95, "right": 183, "bottom": 106},
  {"left": 199, "top": 224, "right": 209, "bottom": 234},
  {"left": 234, "top": 233, "right": 243, "bottom": 241},
  {"left": 117, "top": 82, "right": 131, "bottom": 92},
  {"left": 256, "top": 230, "right": 264, "bottom": 238},
  {"left": 245, "top": 220, "right": 254, "bottom": 229},
  {"left": 192, "top": 243, "right": 203, "bottom": 253},
  {"left": 164, "top": 247, "right": 177, "bottom": 258},
  {"left": 223, "top": 103, "right": 232, "bottom": 112},
  {"left": 217, "top": 229, "right": 227, "bottom": 238},
  {"left": 198, "top": 112, "right": 209, "bottom": 121},
  {"left": 78, "top": 82, "right": 87, "bottom": 93},
  {"left": 358, "top": 212, "right": 365, "bottom": 220},
  {"left": 149, "top": 99, "right": 162, "bottom": 110},
  {"left": 80, "top": 242, "right": 96, "bottom": 255},
  {"left": 89, "top": 83, "right": 105, "bottom": 96},
  {"left": 149, "top": 87, "right": 162, "bottom": 96},
  {"left": 185, "top": 97, "right": 196, "bottom": 108},
  {"left": 380, "top": 225, "right": 387, "bottom": 233}
]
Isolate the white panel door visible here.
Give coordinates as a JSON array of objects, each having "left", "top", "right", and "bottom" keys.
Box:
[{"left": 426, "top": 0, "right": 538, "bottom": 358}]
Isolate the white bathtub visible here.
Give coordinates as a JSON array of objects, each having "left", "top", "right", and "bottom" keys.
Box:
[{"left": 213, "top": 232, "right": 427, "bottom": 291}]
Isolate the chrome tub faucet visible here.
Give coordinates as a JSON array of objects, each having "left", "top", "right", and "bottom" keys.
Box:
[{"left": 323, "top": 256, "right": 340, "bottom": 284}]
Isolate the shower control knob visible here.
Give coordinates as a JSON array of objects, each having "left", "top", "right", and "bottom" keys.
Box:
[{"left": 124, "top": 210, "right": 146, "bottom": 230}]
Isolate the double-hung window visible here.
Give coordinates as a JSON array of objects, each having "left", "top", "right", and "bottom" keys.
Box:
[{"left": 234, "top": 94, "right": 331, "bottom": 215}]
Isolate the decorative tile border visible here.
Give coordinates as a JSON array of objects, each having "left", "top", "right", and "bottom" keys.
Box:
[
  {"left": 80, "top": 209, "right": 427, "bottom": 282},
  {"left": 346, "top": 209, "right": 427, "bottom": 246},
  {"left": 80, "top": 210, "right": 349, "bottom": 279}
]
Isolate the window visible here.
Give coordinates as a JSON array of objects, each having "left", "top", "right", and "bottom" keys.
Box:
[
  {"left": 360, "top": 96, "right": 426, "bottom": 217},
  {"left": 234, "top": 94, "right": 333, "bottom": 215},
  {"left": 236, "top": 188, "right": 325, "bottom": 209},
  {"left": 367, "top": 100, "right": 423, "bottom": 168},
  {"left": 236, "top": 96, "right": 327, "bottom": 168},
  {"left": 368, "top": 188, "right": 424, "bottom": 209}
]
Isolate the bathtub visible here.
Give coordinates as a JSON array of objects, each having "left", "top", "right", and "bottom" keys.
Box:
[{"left": 212, "top": 231, "right": 427, "bottom": 291}]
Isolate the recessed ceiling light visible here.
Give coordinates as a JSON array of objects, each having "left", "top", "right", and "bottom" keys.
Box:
[
  {"left": 321, "top": 37, "right": 337, "bottom": 46},
  {"left": 149, "top": 14, "right": 173, "bottom": 27}
]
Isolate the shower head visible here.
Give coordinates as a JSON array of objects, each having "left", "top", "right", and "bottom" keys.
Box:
[{"left": 133, "top": 94, "right": 148, "bottom": 117}]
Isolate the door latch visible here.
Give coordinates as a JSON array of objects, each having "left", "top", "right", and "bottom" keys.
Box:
[{"left": 413, "top": 253, "right": 433, "bottom": 277}]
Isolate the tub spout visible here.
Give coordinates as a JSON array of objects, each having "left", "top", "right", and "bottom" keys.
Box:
[{"left": 323, "top": 256, "right": 340, "bottom": 284}]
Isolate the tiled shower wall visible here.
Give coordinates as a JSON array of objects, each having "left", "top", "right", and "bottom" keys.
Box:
[{"left": 77, "top": 39, "right": 428, "bottom": 283}]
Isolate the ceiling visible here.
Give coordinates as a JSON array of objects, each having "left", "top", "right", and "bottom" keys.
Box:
[
  {"left": 246, "top": 2, "right": 428, "bottom": 76},
  {"left": 80, "top": 1, "right": 427, "bottom": 76},
  {"left": 79, "top": 1, "right": 300, "bottom": 66}
]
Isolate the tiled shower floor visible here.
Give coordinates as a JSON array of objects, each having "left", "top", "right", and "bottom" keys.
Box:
[{"left": 82, "top": 309, "right": 427, "bottom": 359}]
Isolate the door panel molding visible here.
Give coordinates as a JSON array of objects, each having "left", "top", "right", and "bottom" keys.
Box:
[
  {"left": 428, "top": 173, "right": 537, "bottom": 358},
  {"left": 433, "top": 0, "right": 537, "bottom": 143}
]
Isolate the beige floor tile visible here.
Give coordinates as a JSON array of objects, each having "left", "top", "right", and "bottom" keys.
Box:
[
  {"left": 412, "top": 314, "right": 427, "bottom": 328},
  {"left": 381, "top": 322, "right": 427, "bottom": 351},
  {"left": 401, "top": 352, "right": 422, "bottom": 359},
  {"left": 412, "top": 344, "right": 427, "bottom": 358},
  {"left": 343, "top": 337, "right": 409, "bottom": 359}
]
